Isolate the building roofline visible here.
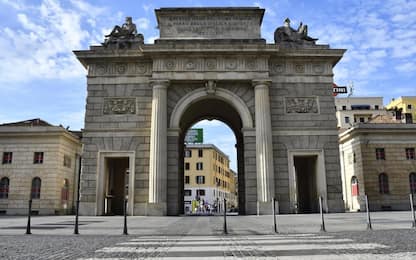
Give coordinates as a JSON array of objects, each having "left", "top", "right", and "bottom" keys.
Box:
[{"left": 185, "top": 143, "right": 230, "bottom": 160}]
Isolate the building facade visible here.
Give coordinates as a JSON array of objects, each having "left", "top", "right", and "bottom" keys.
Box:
[
  {"left": 386, "top": 96, "right": 416, "bottom": 123},
  {"left": 183, "top": 144, "right": 237, "bottom": 214},
  {"left": 339, "top": 117, "right": 416, "bottom": 211},
  {"left": 74, "top": 7, "right": 345, "bottom": 216},
  {"left": 0, "top": 119, "right": 82, "bottom": 215},
  {"left": 335, "top": 97, "right": 389, "bottom": 129}
]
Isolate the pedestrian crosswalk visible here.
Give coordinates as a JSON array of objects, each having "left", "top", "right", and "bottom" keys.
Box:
[{"left": 80, "top": 233, "right": 416, "bottom": 259}]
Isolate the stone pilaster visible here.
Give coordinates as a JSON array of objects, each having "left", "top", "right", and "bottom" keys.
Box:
[
  {"left": 148, "top": 79, "right": 169, "bottom": 214},
  {"left": 253, "top": 79, "right": 275, "bottom": 209}
]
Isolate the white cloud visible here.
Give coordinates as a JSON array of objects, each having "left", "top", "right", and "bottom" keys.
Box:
[
  {"left": 135, "top": 18, "right": 150, "bottom": 31},
  {"left": 0, "top": 0, "right": 112, "bottom": 86},
  {"left": 396, "top": 62, "right": 416, "bottom": 73}
]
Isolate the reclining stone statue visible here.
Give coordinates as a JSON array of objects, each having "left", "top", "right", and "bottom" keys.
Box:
[
  {"left": 103, "top": 17, "right": 144, "bottom": 48},
  {"left": 274, "top": 18, "right": 318, "bottom": 46}
]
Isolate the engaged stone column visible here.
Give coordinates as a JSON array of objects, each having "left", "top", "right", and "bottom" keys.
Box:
[
  {"left": 148, "top": 79, "right": 169, "bottom": 211},
  {"left": 253, "top": 79, "right": 275, "bottom": 205}
]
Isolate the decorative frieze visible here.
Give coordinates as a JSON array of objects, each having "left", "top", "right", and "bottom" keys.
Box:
[
  {"left": 153, "top": 56, "right": 267, "bottom": 72},
  {"left": 103, "top": 98, "right": 136, "bottom": 115},
  {"left": 285, "top": 97, "right": 319, "bottom": 114},
  {"left": 89, "top": 62, "right": 152, "bottom": 76},
  {"left": 269, "top": 60, "right": 331, "bottom": 75}
]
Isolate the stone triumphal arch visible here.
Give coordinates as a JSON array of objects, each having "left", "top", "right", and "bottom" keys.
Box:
[{"left": 75, "top": 7, "right": 345, "bottom": 216}]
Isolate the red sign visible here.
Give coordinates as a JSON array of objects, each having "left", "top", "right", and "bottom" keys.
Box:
[{"left": 333, "top": 83, "right": 348, "bottom": 96}]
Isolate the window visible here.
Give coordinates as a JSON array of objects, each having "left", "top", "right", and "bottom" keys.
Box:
[
  {"left": 374, "top": 105, "right": 379, "bottom": 110},
  {"left": 61, "top": 179, "right": 69, "bottom": 201},
  {"left": 196, "top": 175, "right": 205, "bottom": 184},
  {"left": 375, "top": 148, "right": 385, "bottom": 160},
  {"left": 2, "top": 152, "right": 12, "bottom": 164},
  {"left": 196, "top": 189, "right": 205, "bottom": 196},
  {"left": 406, "top": 148, "right": 415, "bottom": 160},
  {"left": 184, "top": 150, "right": 192, "bottom": 158},
  {"left": 185, "top": 176, "right": 190, "bottom": 184},
  {"left": 410, "top": 173, "right": 416, "bottom": 194},
  {"left": 351, "top": 176, "right": 359, "bottom": 196},
  {"left": 196, "top": 162, "right": 203, "bottom": 170},
  {"left": 184, "top": 189, "right": 192, "bottom": 196},
  {"left": 31, "top": 177, "right": 41, "bottom": 199},
  {"left": 378, "top": 173, "right": 389, "bottom": 194},
  {"left": 342, "top": 105, "right": 347, "bottom": 110},
  {"left": 198, "top": 149, "right": 203, "bottom": 157},
  {"left": 34, "top": 152, "right": 44, "bottom": 164},
  {"left": 359, "top": 117, "right": 365, "bottom": 123},
  {"left": 63, "top": 155, "right": 71, "bottom": 168},
  {"left": 0, "top": 177, "right": 9, "bottom": 199},
  {"left": 344, "top": 117, "right": 350, "bottom": 123},
  {"left": 408, "top": 104, "right": 412, "bottom": 110},
  {"left": 185, "top": 162, "right": 190, "bottom": 170}
]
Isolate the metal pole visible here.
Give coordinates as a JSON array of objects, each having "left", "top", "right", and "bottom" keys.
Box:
[
  {"left": 223, "top": 198, "right": 228, "bottom": 234},
  {"left": 257, "top": 201, "right": 260, "bottom": 216},
  {"left": 26, "top": 199, "right": 32, "bottom": 235},
  {"left": 365, "top": 194, "right": 372, "bottom": 230},
  {"left": 74, "top": 155, "right": 82, "bottom": 235},
  {"left": 272, "top": 197, "right": 278, "bottom": 233},
  {"left": 319, "top": 196, "right": 326, "bottom": 232},
  {"left": 123, "top": 198, "right": 128, "bottom": 235},
  {"left": 410, "top": 193, "right": 416, "bottom": 228}
]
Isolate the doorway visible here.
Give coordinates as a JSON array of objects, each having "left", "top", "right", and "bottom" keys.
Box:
[
  {"left": 294, "top": 155, "right": 318, "bottom": 213},
  {"left": 105, "top": 157, "right": 129, "bottom": 215}
]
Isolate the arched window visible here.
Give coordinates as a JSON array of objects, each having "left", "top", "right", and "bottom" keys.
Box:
[
  {"left": 410, "top": 172, "right": 416, "bottom": 194},
  {"left": 0, "top": 177, "right": 9, "bottom": 199},
  {"left": 379, "top": 173, "right": 389, "bottom": 194},
  {"left": 351, "top": 176, "right": 359, "bottom": 196},
  {"left": 31, "top": 177, "right": 41, "bottom": 199}
]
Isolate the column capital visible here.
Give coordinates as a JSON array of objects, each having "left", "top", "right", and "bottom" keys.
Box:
[
  {"left": 252, "top": 79, "right": 272, "bottom": 88},
  {"left": 150, "top": 79, "right": 170, "bottom": 89}
]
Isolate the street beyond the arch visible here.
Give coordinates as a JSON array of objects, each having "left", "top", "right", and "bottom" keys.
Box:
[{"left": 1, "top": 212, "right": 416, "bottom": 259}]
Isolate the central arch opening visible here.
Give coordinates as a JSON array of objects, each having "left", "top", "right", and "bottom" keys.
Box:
[{"left": 175, "top": 97, "right": 246, "bottom": 215}]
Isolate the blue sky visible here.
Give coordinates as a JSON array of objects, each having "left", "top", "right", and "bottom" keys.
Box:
[{"left": 1, "top": 0, "right": 415, "bottom": 171}]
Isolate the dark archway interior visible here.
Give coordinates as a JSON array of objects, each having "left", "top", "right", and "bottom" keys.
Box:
[
  {"left": 105, "top": 157, "right": 129, "bottom": 215},
  {"left": 294, "top": 156, "right": 318, "bottom": 213},
  {"left": 177, "top": 98, "right": 246, "bottom": 215}
]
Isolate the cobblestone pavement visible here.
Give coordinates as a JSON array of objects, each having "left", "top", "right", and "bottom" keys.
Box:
[{"left": 1, "top": 213, "right": 416, "bottom": 259}]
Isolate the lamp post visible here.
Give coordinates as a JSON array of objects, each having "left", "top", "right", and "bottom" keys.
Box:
[{"left": 74, "top": 155, "right": 82, "bottom": 235}]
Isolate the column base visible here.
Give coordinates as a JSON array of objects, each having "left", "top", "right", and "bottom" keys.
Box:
[{"left": 146, "top": 202, "right": 167, "bottom": 216}]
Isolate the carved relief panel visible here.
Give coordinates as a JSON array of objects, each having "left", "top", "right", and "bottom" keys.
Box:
[
  {"left": 103, "top": 98, "right": 136, "bottom": 115},
  {"left": 285, "top": 97, "right": 319, "bottom": 114}
]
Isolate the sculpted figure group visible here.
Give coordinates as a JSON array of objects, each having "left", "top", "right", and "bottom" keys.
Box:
[
  {"left": 274, "top": 18, "right": 318, "bottom": 45},
  {"left": 103, "top": 17, "right": 144, "bottom": 48}
]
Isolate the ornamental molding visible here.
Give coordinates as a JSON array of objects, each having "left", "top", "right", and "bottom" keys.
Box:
[
  {"left": 89, "top": 62, "right": 152, "bottom": 76},
  {"left": 285, "top": 97, "right": 319, "bottom": 114},
  {"left": 153, "top": 56, "right": 268, "bottom": 72},
  {"left": 269, "top": 60, "right": 331, "bottom": 75},
  {"left": 103, "top": 98, "right": 136, "bottom": 115}
]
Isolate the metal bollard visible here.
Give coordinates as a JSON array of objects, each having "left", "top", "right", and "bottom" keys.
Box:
[
  {"left": 123, "top": 199, "right": 128, "bottom": 235},
  {"left": 410, "top": 193, "right": 416, "bottom": 228},
  {"left": 74, "top": 199, "right": 80, "bottom": 235},
  {"left": 223, "top": 198, "right": 228, "bottom": 234},
  {"left": 365, "top": 194, "right": 372, "bottom": 230},
  {"left": 272, "top": 197, "right": 278, "bottom": 233},
  {"left": 26, "top": 199, "right": 32, "bottom": 235},
  {"left": 257, "top": 201, "right": 260, "bottom": 216},
  {"left": 319, "top": 196, "right": 326, "bottom": 232}
]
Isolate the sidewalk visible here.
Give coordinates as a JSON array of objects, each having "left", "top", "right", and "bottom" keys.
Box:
[{"left": 0, "top": 211, "right": 414, "bottom": 236}]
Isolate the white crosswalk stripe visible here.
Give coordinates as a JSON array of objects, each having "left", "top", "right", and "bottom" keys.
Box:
[{"left": 78, "top": 233, "right": 409, "bottom": 259}]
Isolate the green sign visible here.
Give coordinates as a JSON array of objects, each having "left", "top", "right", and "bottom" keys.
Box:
[{"left": 185, "top": 128, "right": 203, "bottom": 143}]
